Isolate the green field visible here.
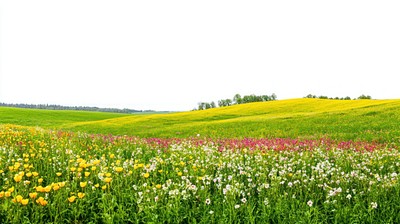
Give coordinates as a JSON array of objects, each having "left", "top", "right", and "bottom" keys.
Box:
[
  {"left": 2, "top": 99, "right": 400, "bottom": 223},
  {"left": 1, "top": 98, "right": 400, "bottom": 142}
]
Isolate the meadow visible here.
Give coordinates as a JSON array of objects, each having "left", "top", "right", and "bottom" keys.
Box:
[{"left": 1, "top": 98, "right": 400, "bottom": 223}]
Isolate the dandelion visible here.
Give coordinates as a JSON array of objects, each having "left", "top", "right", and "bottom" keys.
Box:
[{"left": 307, "top": 200, "right": 313, "bottom": 207}]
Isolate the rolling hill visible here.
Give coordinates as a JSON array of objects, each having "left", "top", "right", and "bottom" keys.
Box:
[{"left": 1, "top": 98, "right": 400, "bottom": 142}]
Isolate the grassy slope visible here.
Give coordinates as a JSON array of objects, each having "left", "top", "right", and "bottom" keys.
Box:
[
  {"left": 1, "top": 99, "right": 400, "bottom": 142},
  {"left": 0, "top": 107, "right": 126, "bottom": 128}
]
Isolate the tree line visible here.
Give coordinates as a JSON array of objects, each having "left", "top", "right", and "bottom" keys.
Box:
[
  {"left": 0, "top": 103, "right": 151, "bottom": 114},
  {"left": 197, "top": 93, "right": 277, "bottom": 110},
  {"left": 304, "top": 94, "right": 372, "bottom": 100}
]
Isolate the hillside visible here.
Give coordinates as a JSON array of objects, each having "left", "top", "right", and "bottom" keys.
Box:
[{"left": 1, "top": 98, "right": 400, "bottom": 142}]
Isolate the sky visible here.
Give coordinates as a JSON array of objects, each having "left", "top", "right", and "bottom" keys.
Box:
[{"left": 1, "top": 1, "right": 399, "bottom": 111}]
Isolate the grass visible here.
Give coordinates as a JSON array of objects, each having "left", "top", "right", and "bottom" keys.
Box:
[
  {"left": 0, "top": 125, "right": 399, "bottom": 223},
  {"left": 2, "top": 98, "right": 400, "bottom": 142}
]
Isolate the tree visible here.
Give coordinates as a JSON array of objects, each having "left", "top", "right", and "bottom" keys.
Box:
[
  {"left": 358, "top": 94, "right": 372, "bottom": 100},
  {"left": 233, "top": 94, "right": 242, "bottom": 104},
  {"left": 210, "top": 101, "right": 216, "bottom": 108}
]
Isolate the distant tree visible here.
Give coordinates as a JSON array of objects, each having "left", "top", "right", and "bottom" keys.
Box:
[
  {"left": 358, "top": 94, "right": 372, "bottom": 100},
  {"left": 210, "top": 101, "right": 216, "bottom": 108},
  {"left": 233, "top": 94, "right": 242, "bottom": 104},
  {"left": 218, "top": 99, "right": 232, "bottom": 107},
  {"left": 305, "top": 94, "right": 316, "bottom": 98},
  {"left": 198, "top": 102, "right": 206, "bottom": 110}
]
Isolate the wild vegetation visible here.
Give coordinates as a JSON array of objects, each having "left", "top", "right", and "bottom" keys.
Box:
[
  {"left": 0, "top": 103, "right": 151, "bottom": 114},
  {"left": 0, "top": 125, "right": 399, "bottom": 223},
  {"left": 197, "top": 93, "right": 277, "bottom": 110},
  {"left": 1, "top": 98, "right": 399, "bottom": 142},
  {"left": 1, "top": 98, "right": 400, "bottom": 223}
]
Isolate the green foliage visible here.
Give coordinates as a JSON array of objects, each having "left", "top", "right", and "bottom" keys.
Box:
[
  {"left": 0, "top": 126, "right": 400, "bottom": 223},
  {"left": 1, "top": 99, "right": 400, "bottom": 142}
]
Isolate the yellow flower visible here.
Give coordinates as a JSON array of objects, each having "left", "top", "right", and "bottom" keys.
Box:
[
  {"left": 143, "top": 173, "right": 150, "bottom": 178},
  {"left": 91, "top": 166, "right": 97, "bottom": 171},
  {"left": 78, "top": 192, "right": 85, "bottom": 199},
  {"left": 68, "top": 196, "right": 76, "bottom": 203},
  {"left": 104, "top": 177, "right": 112, "bottom": 183},
  {"left": 44, "top": 185, "right": 52, "bottom": 193},
  {"left": 109, "top": 153, "right": 115, "bottom": 159},
  {"left": 105, "top": 173, "right": 112, "bottom": 177},
  {"left": 177, "top": 172, "right": 183, "bottom": 176},
  {"left": 8, "top": 187, "right": 14, "bottom": 193},
  {"left": 14, "top": 174, "right": 22, "bottom": 182},
  {"left": 21, "top": 199, "right": 29, "bottom": 206},
  {"left": 70, "top": 167, "right": 76, "bottom": 172},
  {"left": 0, "top": 191, "right": 4, "bottom": 198},
  {"left": 115, "top": 167, "right": 123, "bottom": 173},
  {"left": 5, "top": 191, "right": 11, "bottom": 197},
  {"left": 84, "top": 172, "right": 90, "bottom": 177},
  {"left": 56, "top": 172, "right": 62, "bottom": 177},
  {"left": 26, "top": 172, "right": 32, "bottom": 177},
  {"left": 53, "top": 184, "right": 60, "bottom": 191},
  {"left": 29, "top": 192, "right": 37, "bottom": 199},
  {"left": 32, "top": 172, "right": 39, "bottom": 177},
  {"left": 156, "top": 184, "right": 162, "bottom": 189},
  {"left": 36, "top": 197, "right": 47, "bottom": 206},
  {"left": 15, "top": 195, "right": 23, "bottom": 203},
  {"left": 94, "top": 184, "right": 100, "bottom": 188},
  {"left": 38, "top": 178, "right": 43, "bottom": 184},
  {"left": 36, "top": 186, "right": 44, "bottom": 192},
  {"left": 77, "top": 167, "right": 83, "bottom": 172},
  {"left": 101, "top": 185, "right": 107, "bottom": 190},
  {"left": 80, "top": 182, "right": 87, "bottom": 188}
]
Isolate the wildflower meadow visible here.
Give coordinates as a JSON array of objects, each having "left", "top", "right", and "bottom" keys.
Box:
[{"left": 1, "top": 124, "right": 400, "bottom": 223}]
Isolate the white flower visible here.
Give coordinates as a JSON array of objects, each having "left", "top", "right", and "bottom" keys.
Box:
[
  {"left": 209, "top": 210, "right": 214, "bottom": 215},
  {"left": 307, "top": 200, "right": 313, "bottom": 207},
  {"left": 288, "top": 182, "right": 293, "bottom": 187},
  {"left": 205, "top": 198, "right": 211, "bottom": 205},
  {"left": 371, "top": 202, "right": 378, "bottom": 209},
  {"left": 234, "top": 204, "right": 240, "bottom": 209},
  {"left": 241, "top": 198, "right": 247, "bottom": 203},
  {"left": 346, "top": 194, "right": 352, "bottom": 199}
]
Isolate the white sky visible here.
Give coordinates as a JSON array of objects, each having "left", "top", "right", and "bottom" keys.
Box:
[{"left": 1, "top": 1, "right": 399, "bottom": 111}]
